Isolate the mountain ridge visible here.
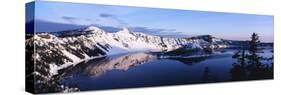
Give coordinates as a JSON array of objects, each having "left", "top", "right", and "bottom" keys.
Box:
[{"left": 26, "top": 26, "right": 272, "bottom": 79}]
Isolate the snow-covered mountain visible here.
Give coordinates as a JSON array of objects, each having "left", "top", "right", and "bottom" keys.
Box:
[{"left": 25, "top": 26, "right": 250, "bottom": 79}]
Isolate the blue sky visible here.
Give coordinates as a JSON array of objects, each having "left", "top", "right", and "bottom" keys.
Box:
[{"left": 32, "top": 1, "right": 274, "bottom": 42}]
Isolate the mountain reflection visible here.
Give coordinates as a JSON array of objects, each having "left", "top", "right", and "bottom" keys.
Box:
[
  {"left": 65, "top": 53, "right": 156, "bottom": 78},
  {"left": 60, "top": 48, "right": 272, "bottom": 92},
  {"left": 168, "top": 57, "right": 209, "bottom": 66}
]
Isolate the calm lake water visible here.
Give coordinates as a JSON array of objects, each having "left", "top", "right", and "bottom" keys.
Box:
[{"left": 61, "top": 48, "right": 273, "bottom": 91}]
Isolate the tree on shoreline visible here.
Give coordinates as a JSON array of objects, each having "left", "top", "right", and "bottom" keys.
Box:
[
  {"left": 231, "top": 33, "right": 273, "bottom": 80},
  {"left": 247, "top": 33, "right": 262, "bottom": 70}
]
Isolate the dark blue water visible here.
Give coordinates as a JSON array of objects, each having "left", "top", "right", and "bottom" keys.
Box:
[{"left": 61, "top": 49, "right": 273, "bottom": 91}]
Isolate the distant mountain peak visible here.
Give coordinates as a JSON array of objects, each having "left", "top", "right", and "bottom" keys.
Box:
[
  {"left": 36, "top": 33, "right": 57, "bottom": 39},
  {"left": 117, "top": 27, "right": 131, "bottom": 34},
  {"left": 84, "top": 26, "right": 106, "bottom": 35},
  {"left": 84, "top": 26, "right": 101, "bottom": 31}
]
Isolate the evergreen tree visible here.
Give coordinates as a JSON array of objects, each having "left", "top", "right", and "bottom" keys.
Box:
[
  {"left": 231, "top": 33, "right": 273, "bottom": 80},
  {"left": 246, "top": 33, "right": 264, "bottom": 79},
  {"left": 231, "top": 43, "right": 247, "bottom": 80},
  {"left": 232, "top": 47, "right": 246, "bottom": 67},
  {"left": 247, "top": 33, "right": 262, "bottom": 69}
]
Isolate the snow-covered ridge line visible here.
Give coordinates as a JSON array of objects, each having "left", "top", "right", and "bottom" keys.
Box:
[{"left": 26, "top": 26, "right": 244, "bottom": 79}]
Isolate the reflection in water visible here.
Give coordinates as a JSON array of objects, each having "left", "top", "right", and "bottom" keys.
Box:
[
  {"left": 84, "top": 53, "right": 156, "bottom": 78},
  {"left": 168, "top": 57, "right": 209, "bottom": 65},
  {"left": 65, "top": 53, "right": 156, "bottom": 78},
  {"left": 203, "top": 67, "right": 210, "bottom": 82},
  {"left": 60, "top": 48, "right": 273, "bottom": 91},
  {"left": 62, "top": 51, "right": 233, "bottom": 91},
  {"left": 167, "top": 52, "right": 232, "bottom": 66}
]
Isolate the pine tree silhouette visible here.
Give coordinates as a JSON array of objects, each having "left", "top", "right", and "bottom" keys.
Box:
[
  {"left": 231, "top": 41, "right": 247, "bottom": 80},
  {"left": 247, "top": 33, "right": 262, "bottom": 72},
  {"left": 231, "top": 33, "right": 273, "bottom": 81}
]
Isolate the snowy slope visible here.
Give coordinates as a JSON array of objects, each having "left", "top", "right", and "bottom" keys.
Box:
[{"left": 26, "top": 26, "right": 232, "bottom": 79}]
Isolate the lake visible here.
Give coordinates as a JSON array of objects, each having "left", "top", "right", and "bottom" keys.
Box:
[{"left": 60, "top": 48, "right": 273, "bottom": 91}]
